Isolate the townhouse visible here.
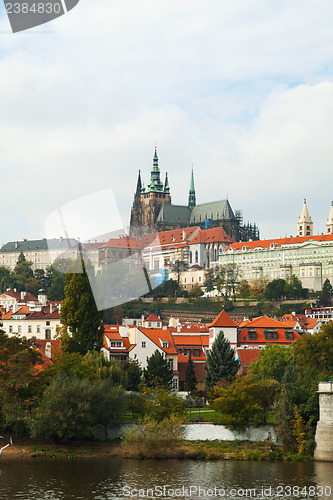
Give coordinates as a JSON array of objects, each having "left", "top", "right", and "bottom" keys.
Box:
[{"left": 1, "top": 303, "right": 61, "bottom": 340}]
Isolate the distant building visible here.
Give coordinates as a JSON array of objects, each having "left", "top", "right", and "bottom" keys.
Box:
[{"left": 0, "top": 238, "right": 81, "bottom": 271}]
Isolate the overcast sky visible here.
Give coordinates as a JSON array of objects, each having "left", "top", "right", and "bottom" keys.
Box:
[{"left": 0, "top": 0, "right": 333, "bottom": 246}]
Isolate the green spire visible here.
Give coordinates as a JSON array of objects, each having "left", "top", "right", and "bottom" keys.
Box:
[
  {"left": 188, "top": 167, "right": 196, "bottom": 210},
  {"left": 164, "top": 172, "right": 170, "bottom": 194},
  {"left": 146, "top": 146, "right": 164, "bottom": 193}
]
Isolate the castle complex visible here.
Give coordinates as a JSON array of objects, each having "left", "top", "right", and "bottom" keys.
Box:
[{"left": 130, "top": 147, "right": 259, "bottom": 242}]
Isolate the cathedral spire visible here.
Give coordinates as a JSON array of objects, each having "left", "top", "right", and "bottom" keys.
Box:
[
  {"left": 135, "top": 170, "right": 142, "bottom": 198},
  {"left": 146, "top": 146, "right": 164, "bottom": 193},
  {"left": 188, "top": 167, "right": 196, "bottom": 210},
  {"left": 164, "top": 172, "right": 170, "bottom": 194}
]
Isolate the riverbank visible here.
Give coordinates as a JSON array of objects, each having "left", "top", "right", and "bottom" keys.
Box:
[{"left": 1, "top": 438, "right": 312, "bottom": 462}]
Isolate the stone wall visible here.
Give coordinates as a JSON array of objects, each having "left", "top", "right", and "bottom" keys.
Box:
[{"left": 94, "top": 423, "right": 278, "bottom": 443}]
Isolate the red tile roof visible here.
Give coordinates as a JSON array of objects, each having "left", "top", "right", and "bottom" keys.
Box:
[
  {"left": 143, "top": 227, "right": 199, "bottom": 250},
  {"left": 238, "top": 316, "right": 300, "bottom": 344},
  {"left": 103, "top": 237, "right": 143, "bottom": 250},
  {"left": 138, "top": 327, "right": 178, "bottom": 355},
  {"left": 227, "top": 234, "right": 333, "bottom": 252},
  {"left": 237, "top": 349, "right": 261, "bottom": 367},
  {"left": 145, "top": 314, "right": 161, "bottom": 322},
  {"left": 208, "top": 310, "right": 237, "bottom": 328},
  {"left": 27, "top": 305, "right": 60, "bottom": 320},
  {"left": 189, "top": 227, "right": 235, "bottom": 244}
]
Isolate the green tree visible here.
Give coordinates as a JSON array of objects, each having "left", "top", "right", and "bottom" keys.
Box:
[
  {"left": 248, "top": 344, "right": 294, "bottom": 382},
  {"left": 10, "top": 252, "right": 34, "bottom": 292},
  {"left": 0, "top": 266, "right": 11, "bottom": 292},
  {"left": 29, "top": 374, "right": 127, "bottom": 441},
  {"left": 213, "top": 376, "right": 280, "bottom": 427},
  {"left": 45, "top": 350, "right": 125, "bottom": 386},
  {"left": 284, "top": 275, "right": 303, "bottom": 299},
  {"left": 184, "top": 354, "right": 197, "bottom": 392},
  {"left": 143, "top": 350, "right": 173, "bottom": 389},
  {"left": 238, "top": 279, "right": 251, "bottom": 299},
  {"left": 189, "top": 283, "right": 204, "bottom": 298},
  {"left": 224, "top": 264, "right": 242, "bottom": 301},
  {"left": 122, "top": 357, "right": 142, "bottom": 392},
  {"left": 60, "top": 259, "right": 104, "bottom": 354},
  {"left": 265, "top": 278, "right": 286, "bottom": 300},
  {"left": 0, "top": 329, "right": 42, "bottom": 432},
  {"left": 205, "top": 330, "right": 240, "bottom": 391}
]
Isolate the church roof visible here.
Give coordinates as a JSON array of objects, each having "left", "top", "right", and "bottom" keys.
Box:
[
  {"left": 190, "top": 200, "right": 235, "bottom": 224},
  {"left": 156, "top": 204, "right": 191, "bottom": 225}
]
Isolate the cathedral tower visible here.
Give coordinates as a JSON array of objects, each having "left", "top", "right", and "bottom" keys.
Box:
[
  {"left": 130, "top": 147, "right": 171, "bottom": 236},
  {"left": 297, "top": 199, "right": 313, "bottom": 237},
  {"left": 326, "top": 201, "right": 333, "bottom": 234}
]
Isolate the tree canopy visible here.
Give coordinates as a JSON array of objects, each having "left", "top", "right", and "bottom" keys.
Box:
[
  {"left": 143, "top": 350, "right": 174, "bottom": 389},
  {"left": 205, "top": 330, "right": 240, "bottom": 390},
  {"left": 60, "top": 259, "right": 104, "bottom": 354}
]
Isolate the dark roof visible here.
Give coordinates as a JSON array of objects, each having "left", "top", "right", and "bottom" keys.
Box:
[
  {"left": 190, "top": 199, "right": 235, "bottom": 224},
  {"left": 156, "top": 204, "right": 191, "bottom": 225},
  {"left": 1, "top": 238, "right": 80, "bottom": 253}
]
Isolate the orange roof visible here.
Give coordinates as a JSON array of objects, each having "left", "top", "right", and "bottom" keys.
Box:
[
  {"left": 1, "top": 305, "right": 31, "bottom": 319},
  {"left": 189, "top": 226, "right": 235, "bottom": 244},
  {"left": 138, "top": 327, "right": 178, "bottom": 355},
  {"left": 103, "top": 237, "right": 143, "bottom": 250},
  {"left": 173, "top": 335, "right": 207, "bottom": 346},
  {"left": 227, "top": 234, "right": 333, "bottom": 252},
  {"left": 104, "top": 325, "right": 121, "bottom": 334},
  {"left": 143, "top": 227, "right": 199, "bottom": 250},
  {"left": 280, "top": 314, "right": 320, "bottom": 330},
  {"left": 146, "top": 314, "right": 161, "bottom": 322},
  {"left": 208, "top": 310, "right": 237, "bottom": 328},
  {"left": 238, "top": 316, "right": 300, "bottom": 344},
  {"left": 237, "top": 349, "right": 261, "bottom": 366}
]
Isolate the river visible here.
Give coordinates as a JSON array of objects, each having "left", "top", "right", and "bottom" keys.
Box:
[{"left": 0, "top": 458, "right": 332, "bottom": 499}]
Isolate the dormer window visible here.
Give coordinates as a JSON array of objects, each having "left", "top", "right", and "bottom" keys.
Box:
[{"left": 162, "top": 341, "right": 169, "bottom": 348}]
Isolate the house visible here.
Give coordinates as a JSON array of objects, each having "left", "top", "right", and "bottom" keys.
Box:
[
  {"left": 279, "top": 313, "right": 322, "bottom": 334},
  {"left": 102, "top": 325, "right": 131, "bottom": 363},
  {"left": 1, "top": 303, "right": 61, "bottom": 340},
  {"left": 237, "top": 316, "right": 300, "bottom": 348},
  {"left": 172, "top": 334, "right": 208, "bottom": 391},
  {"left": 0, "top": 289, "right": 39, "bottom": 309},
  {"left": 207, "top": 310, "right": 238, "bottom": 348},
  {"left": 128, "top": 326, "right": 179, "bottom": 390}
]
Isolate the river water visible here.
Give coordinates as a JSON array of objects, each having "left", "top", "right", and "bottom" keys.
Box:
[{"left": 0, "top": 458, "right": 332, "bottom": 500}]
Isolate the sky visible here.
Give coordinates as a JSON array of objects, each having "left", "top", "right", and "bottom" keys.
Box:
[{"left": 0, "top": 0, "right": 333, "bottom": 246}]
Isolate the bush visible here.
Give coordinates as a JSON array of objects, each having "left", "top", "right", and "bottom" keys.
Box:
[
  {"left": 29, "top": 374, "right": 127, "bottom": 441},
  {"left": 122, "top": 414, "right": 185, "bottom": 458}
]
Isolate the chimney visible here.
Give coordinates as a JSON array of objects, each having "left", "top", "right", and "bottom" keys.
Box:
[
  {"left": 50, "top": 303, "right": 54, "bottom": 314},
  {"left": 15, "top": 242, "right": 18, "bottom": 249},
  {"left": 21, "top": 291, "right": 26, "bottom": 300}
]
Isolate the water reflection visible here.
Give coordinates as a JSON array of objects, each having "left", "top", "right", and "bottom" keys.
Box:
[{"left": 0, "top": 458, "right": 332, "bottom": 500}]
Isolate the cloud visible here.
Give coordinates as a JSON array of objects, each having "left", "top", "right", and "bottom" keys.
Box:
[{"left": 0, "top": 0, "right": 332, "bottom": 243}]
